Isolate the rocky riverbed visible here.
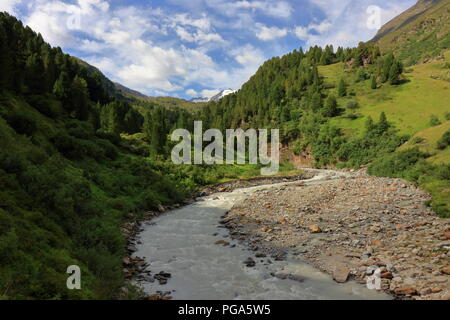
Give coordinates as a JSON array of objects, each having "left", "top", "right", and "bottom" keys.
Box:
[
  {"left": 120, "top": 171, "right": 315, "bottom": 299},
  {"left": 224, "top": 169, "right": 450, "bottom": 300}
]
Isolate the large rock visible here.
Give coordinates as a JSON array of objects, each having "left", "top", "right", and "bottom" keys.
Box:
[
  {"left": 394, "top": 286, "right": 418, "bottom": 295},
  {"left": 444, "top": 229, "right": 450, "bottom": 240},
  {"left": 215, "top": 240, "right": 230, "bottom": 246},
  {"left": 244, "top": 257, "right": 256, "bottom": 267},
  {"left": 333, "top": 266, "right": 350, "bottom": 283},
  {"left": 309, "top": 225, "right": 322, "bottom": 233},
  {"left": 440, "top": 266, "right": 450, "bottom": 275}
]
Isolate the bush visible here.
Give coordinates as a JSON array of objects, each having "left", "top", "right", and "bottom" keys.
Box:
[
  {"left": 437, "top": 130, "right": 450, "bottom": 150},
  {"left": 6, "top": 113, "right": 37, "bottom": 136},
  {"left": 429, "top": 115, "right": 441, "bottom": 127},
  {"left": 368, "top": 148, "right": 428, "bottom": 178},
  {"left": 346, "top": 100, "right": 359, "bottom": 110}
]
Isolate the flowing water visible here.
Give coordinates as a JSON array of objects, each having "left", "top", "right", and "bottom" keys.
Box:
[{"left": 135, "top": 171, "right": 390, "bottom": 300}]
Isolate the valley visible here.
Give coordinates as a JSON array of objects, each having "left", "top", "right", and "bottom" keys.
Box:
[{"left": 0, "top": 0, "right": 449, "bottom": 301}]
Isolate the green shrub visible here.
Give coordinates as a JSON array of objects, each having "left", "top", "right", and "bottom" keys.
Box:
[
  {"left": 437, "top": 130, "right": 450, "bottom": 150},
  {"left": 6, "top": 113, "right": 37, "bottom": 136},
  {"left": 429, "top": 115, "right": 442, "bottom": 127}
]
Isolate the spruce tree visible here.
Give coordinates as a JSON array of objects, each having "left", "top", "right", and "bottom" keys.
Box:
[
  {"left": 377, "top": 112, "right": 390, "bottom": 133},
  {"left": 337, "top": 78, "right": 347, "bottom": 97},
  {"left": 323, "top": 95, "right": 339, "bottom": 117},
  {"left": 371, "top": 76, "right": 377, "bottom": 89},
  {"left": 365, "top": 116, "right": 375, "bottom": 133},
  {"left": 388, "top": 60, "right": 402, "bottom": 85}
]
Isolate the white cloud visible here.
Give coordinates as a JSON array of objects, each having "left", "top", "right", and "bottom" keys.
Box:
[
  {"left": 172, "top": 13, "right": 212, "bottom": 31},
  {"left": 0, "top": 0, "right": 21, "bottom": 15},
  {"left": 232, "top": 44, "right": 265, "bottom": 66},
  {"left": 12, "top": 0, "right": 248, "bottom": 95},
  {"left": 201, "top": 89, "right": 220, "bottom": 98},
  {"left": 293, "top": 26, "right": 309, "bottom": 40},
  {"left": 256, "top": 23, "right": 288, "bottom": 41},
  {"left": 175, "top": 26, "right": 224, "bottom": 44},
  {"left": 186, "top": 89, "right": 198, "bottom": 96},
  {"left": 296, "top": 0, "right": 416, "bottom": 48},
  {"left": 228, "top": 1, "right": 293, "bottom": 18}
]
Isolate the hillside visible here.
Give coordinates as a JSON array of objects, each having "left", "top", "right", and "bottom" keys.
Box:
[
  {"left": 372, "top": 0, "right": 450, "bottom": 65},
  {"left": 0, "top": 12, "right": 239, "bottom": 299},
  {"left": 114, "top": 82, "right": 148, "bottom": 99}
]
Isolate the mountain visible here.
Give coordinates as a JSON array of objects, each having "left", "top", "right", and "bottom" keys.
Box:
[
  {"left": 209, "top": 89, "right": 237, "bottom": 102},
  {"left": 190, "top": 96, "right": 210, "bottom": 103},
  {"left": 114, "top": 82, "right": 148, "bottom": 99},
  {"left": 190, "top": 89, "right": 236, "bottom": 103},
  {"left": 372, "top": 0, "right": 450, "bottom": 65}
]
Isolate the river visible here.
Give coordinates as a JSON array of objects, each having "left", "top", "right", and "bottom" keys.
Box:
[{"left": 135, "top": 171, "right": 390, "bottom": 300}]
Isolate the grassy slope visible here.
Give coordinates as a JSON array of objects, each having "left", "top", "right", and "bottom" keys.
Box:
[
  {"left": 374, "top": 0, "right": 450, "bottom": 65},
  {"left": 321, "top": 52, "right": 450, "bottom": 138},
  {"left": 136, "top": 96, "right": 202, "bottom": 113},
  {"left": 318, "top": 52, "right": 450, "bottom": 216}
]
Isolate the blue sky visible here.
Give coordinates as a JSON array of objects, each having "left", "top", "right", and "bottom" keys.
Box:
[{"left": 1, "top": 0, "right": 415, "bottom": 98}]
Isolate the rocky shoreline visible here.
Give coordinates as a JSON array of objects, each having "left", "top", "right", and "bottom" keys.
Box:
[{"left": 223, "top": 170, "right": 450, "bottom": 300}]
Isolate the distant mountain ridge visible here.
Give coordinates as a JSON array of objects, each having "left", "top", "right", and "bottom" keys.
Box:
[
  {"left": 190, "top": 89, "right": 237, "bottom": 103},
  {"left": 114, "top": 82, "right": 148, "bottom": 99}
]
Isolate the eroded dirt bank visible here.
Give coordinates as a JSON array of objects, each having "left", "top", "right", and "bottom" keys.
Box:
[{"left": 223, "top": 169, "right": 450, "bottom": 300}]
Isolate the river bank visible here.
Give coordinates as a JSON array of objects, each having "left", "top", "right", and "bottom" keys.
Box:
[
  {"left": 129, "top": 170, "right": 390, "bottom": 300},
  {"left": 223, "top": 169, "right": 450, "bottom": 300},
  {"left": 120, "top": 170, "right": 315, "bottom": 298}
]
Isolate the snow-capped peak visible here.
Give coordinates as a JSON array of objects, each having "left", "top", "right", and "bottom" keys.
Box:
[{"left": 190, "top": 89, "right": 236, "bottom": 103}]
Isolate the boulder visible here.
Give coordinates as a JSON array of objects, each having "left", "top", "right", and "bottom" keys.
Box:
[
  {"left": 394, "top": 286, "right": 418, "bottom": 295},
  {"left": 333, "top": 266, "right": 350, "bottom": 283},
  {"left": 440, "top": 266, "right": 450, "bottom": 275},
  {"left": 215, "top": 240, "right": 230, "bottom": 246},
  {"left": 309, "top": 225, "right": 322, "bottom": 233}
]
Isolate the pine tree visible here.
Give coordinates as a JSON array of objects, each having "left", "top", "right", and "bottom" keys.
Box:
[
  {"left": 365, "top": 116, "right": 375, "bottom": 133},
  {"left": 310, "top": 92, "right": 322, "bottom": 112},
  {"left": 388, "top": 60, "right": 403, "bottom": 85},
  {"left": 53, "top": 71, "right": 70, "bottom": 101},
  {"left": 322, "top": 95, "right": 339, "bottom": 117},
  {"left": 381, "top": 53, "right": 394, "bottom": 83},
  {"left": 377, "top": 112, "right": 390, "bottom": 133},
  {"left": 337, "top": 78, "right": 347, "bottom": 97},
  {"left": 69, "top": 76, "right": 90, "bottom": 120},
  {"left": 0, "top": 21, "right": 14, "bottom": 90},
  {"left": 371, "top": 76, "right": 377, "bottom": 89}
]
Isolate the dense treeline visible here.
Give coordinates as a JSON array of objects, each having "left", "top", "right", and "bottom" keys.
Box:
[{"left": 196, "top": 42, "right": 403, "bottom": 161}]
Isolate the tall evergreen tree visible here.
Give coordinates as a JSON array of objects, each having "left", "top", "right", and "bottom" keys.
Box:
[
  {"left": 322, "top": 95, "right": 339, "bottom": 117},
  {"left": 337, "top": 78, "right": 347, "bottom": 97},
  {"left": 69, "top": 76, "right": 90, "bottom": 120},
  {"left": 371, "top": 76, "right": 377, "bottom": 89}
]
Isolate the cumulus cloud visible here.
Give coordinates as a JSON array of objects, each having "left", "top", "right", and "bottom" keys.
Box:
[
  {"left": 256, "top": 23, "right": 288, "bottom": 41},
  {"left": 9, "top": 0, "right": 250, "bottom": 96},
  {"left": 201, "top": 89, "right": 221, "bottom": 98},
  {"left": 295, "top": 0, "right": 415, "bottom": 48},
  {"left": 202, "top": 0, "right": 293, "bottom": 19},
  {"left": 232, "top": 1, "right": 293, "bottom": 18},
  {"left": 0, "top": 0, "right": 22, "bottom": 15},
  {"left": 175, "top": 26, "right": 224, "bottom": 44},
  {"left": 185, "top": 89, "right": 198, "bottom": 96}
]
